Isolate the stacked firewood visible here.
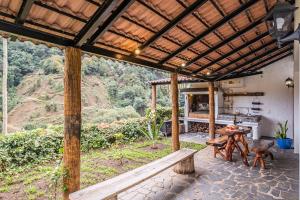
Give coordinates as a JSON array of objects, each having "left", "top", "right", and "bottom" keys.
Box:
[
  {"left": 161, "top": 121, "right": 185, "bottom": 136},
  {"left": 188, "top": 122, "right": 225, "bottom": 133}
]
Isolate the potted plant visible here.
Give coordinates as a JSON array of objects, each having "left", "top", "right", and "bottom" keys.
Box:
[{"left": 275, "top": 120, "right": 293, "bottom": 149}]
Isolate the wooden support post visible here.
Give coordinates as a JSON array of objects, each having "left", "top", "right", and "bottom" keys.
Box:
[
  {"left": 170, "top": 73, "right": 180, "bottom": 151},
  {"left": 2, "top": 37, "right": 8, "bottom": 135},
  {"left": 208, "top": 81, "right": 215, "bottom": 139},
  {"left": 151, "top": 84, "right": 157, "bottom": 112},
  {"left": 63, "top": 47, "right": 81, "bottom": 200}
]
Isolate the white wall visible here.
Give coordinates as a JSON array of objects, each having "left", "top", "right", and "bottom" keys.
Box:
[{"left": 223, "top": 56, "right": 294, "bottom": 138}]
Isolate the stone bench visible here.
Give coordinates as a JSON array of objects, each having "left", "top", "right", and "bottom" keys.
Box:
[
  {"left": 69, "top": 148, "right": 198, "bottom": 200},
  {"left": 251, "top": 139, "right": 274, "bottom": 169}
]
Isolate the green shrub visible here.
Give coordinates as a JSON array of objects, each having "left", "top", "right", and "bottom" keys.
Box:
[
  {"left": 23, "top": 122, "right": 47, "bottom": 130},
  {"left": 45, "top": 102, "right": 58, "bottom": 112},
  {"left": 26, "top": 79, "right": 41, "bottom": 95},
  {"left": 80, "top": 125, "right": 110, "bottom": 152},
  {"left": 0, "top": 128, "right": 63, "bottom": 171},
  {"left": 0, "top": 119, "right": 146, "bottom": 171},
  {"left": 146, "top": 106, "right": 185, "bottom": 123},
  {"left": 53, "top": 83, "right": 63, "bottom": 93},
  {"left": 88, "top": 106, "right": 140, "bottom": 124},
  {"left": 23, "top": 123, "right": 38, "bottom": 130},
  {"left": 40, "top": 55, "right": 63, "bottom": 75}
]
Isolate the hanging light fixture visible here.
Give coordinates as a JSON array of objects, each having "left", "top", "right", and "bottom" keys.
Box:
[
  {"left": 134, "top": 48, "right": 141, "bottom": 55},
  {"left": 265, "top": 0, "right": 298, "bottom": 47},
  {"left": 285, "top": 77, "right": 294, "bottom": 88}
]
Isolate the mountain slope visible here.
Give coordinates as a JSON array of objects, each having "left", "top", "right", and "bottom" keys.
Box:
[{"left": 8, "top": 74, "right": 111, "bottom": 132}]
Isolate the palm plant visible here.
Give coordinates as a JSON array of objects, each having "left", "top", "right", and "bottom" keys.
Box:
[
  {"left": 141, "top": 110, "right": 164, "bottom": 149},
  {"left": 275, "top": 120, "right": 288, "bottom": 139}
]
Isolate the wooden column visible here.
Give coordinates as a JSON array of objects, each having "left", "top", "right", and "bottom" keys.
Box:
[
  {"left": 63, "top": 47, "right": 81, "bottom": 200},
  {"left": 208, "top": 81, "right": 215, "bottom": 139},
  {"left": 151, "top": 84, "right": 157, "bottom": 112},
  {"left": 2, "top": 38, "right": 8, "bottom": 135},
  {"left": 170, "top": 73, "right": 180, "bottom": 151}
]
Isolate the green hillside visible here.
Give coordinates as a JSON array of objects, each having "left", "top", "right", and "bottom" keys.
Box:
[{"left": 0, "top": 40, "right": 170, "bottom": 133}]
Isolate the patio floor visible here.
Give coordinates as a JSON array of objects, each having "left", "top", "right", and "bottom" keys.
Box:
[{"left": 119, "top": 133, "right": 299, "bottom": 200}]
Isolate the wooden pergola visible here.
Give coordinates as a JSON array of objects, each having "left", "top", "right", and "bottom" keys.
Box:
[{"left": 0, "top": 0, "right": 295, "bottom": 199}]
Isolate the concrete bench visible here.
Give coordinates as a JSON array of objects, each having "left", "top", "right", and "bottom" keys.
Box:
[{"left": 69, "top": 148, "right": 198, "bottom": 200}]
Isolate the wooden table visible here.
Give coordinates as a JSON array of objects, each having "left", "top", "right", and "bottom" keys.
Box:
[{"left": 216, "top": 127, "right": 251, "bottom": 166}]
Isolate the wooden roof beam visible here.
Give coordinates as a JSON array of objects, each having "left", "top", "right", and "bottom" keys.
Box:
[
  {"left": 16, "top": 0, "right": 35, "bottom": 24},
  {"left": 239, "top": 51, "right": 293, "bottom": 73},
  {"left": 176, "top": 0, "right": 225, "bottom": 43},
  {"left": 74, "top": 0, "right": 117, "bottom": 46},
  {"left": 87, "top": 0, "right": 136, "bottom": 45},
  {"left": 0, "top": 10, "right": 76, "bottom": 37},
  {"left": 0, "top": 19, "right": 73, "bottom": 46},
  {"left": 219, "top": 71, "right": 263, "bottom": 81},
  {"left": 186, "top": 16, "right": 265, "bottom": 72},
  {"left": 34, "top": 1, "right": 87, "bottom": 23},
  {"left": 0, "top": 19, "right": 205, "bottom": 78},
  {"left": 137, "top": 0, "right": 209, "bottom": 52},
  {"left": 211, "top": 40, "right": 276, "bottom": 74},
  {"left": 193, "top": 31, "right": 269, "bottom": 73},
  {"left": 81, "top": 44, "right": 209, "bottom": 80},
  {"left": 159, "top": 0, "right": 259, "bottom": 64},
  {"left": 251, "top": 52, "right": 293, "bottom": 72},
  {"left": 215, "top": 44, "right": 292, "bottom": 80}
]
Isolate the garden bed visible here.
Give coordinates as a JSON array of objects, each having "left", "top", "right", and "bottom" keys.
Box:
[{"left": 0, "top": 139, "right": 206, "bottom": 200}]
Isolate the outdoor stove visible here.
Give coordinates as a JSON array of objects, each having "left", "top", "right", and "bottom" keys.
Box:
[{"left": 181, "top": 87, "right": 262, "bottom": 139}]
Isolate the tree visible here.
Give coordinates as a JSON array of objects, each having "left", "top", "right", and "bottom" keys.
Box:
[{"left": 2, "top": 38, "right": 8, "bottom": 135}]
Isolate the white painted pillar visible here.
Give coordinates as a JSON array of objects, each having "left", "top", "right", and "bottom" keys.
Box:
[{"left": 294, "top": 0, "right": 300, "bottom": 154}]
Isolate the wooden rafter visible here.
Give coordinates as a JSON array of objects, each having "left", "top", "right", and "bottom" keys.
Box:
[
  {"left": 74, "top": 0, "right": 117, "bottom": 46},
  {"left": 16, "top": 0, "right": 35, "bottom": 24},
  {"left": 215, "top": 44, "right": 292, "bottom": 80},
  {"left": 137, "top": 0, "right": 209, "bottom": 53},
  {"left": 159, "top": 0, "right": 259, "bottom": 64},
  {"left": 87, "top": 0, "right": 136, "bottom": 45},
  {"left": 193, "top": 31, "right": 269, "bottom": 73}
]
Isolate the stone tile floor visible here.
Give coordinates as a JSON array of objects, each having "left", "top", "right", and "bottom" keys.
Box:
[{"left": 119, "top": 133, "right": 299, "bottom": 200}]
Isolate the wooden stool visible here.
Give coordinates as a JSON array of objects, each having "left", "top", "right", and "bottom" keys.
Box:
[
  {"left": 235, "top": 133, "right": 250, "bottom": 155},
  {"left": 251, "top": 140, "right": 274, "bottom": 169},
  {"left": 206, "top": 136, "right": 228, "bottom": 160}
]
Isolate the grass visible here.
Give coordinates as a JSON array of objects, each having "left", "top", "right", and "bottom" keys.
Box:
[
  {"left": 0, "top": 185, "right": 9, "bottom": 193},
  {"left": 0, "top": 138, "right": 206, "bottom": 199}
]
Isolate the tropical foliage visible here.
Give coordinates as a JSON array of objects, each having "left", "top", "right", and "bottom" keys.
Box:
[
  {"left": 141, "top": 110, "right": 164, "bottom": 149},
  {"left": 275, "top": 120, "right": 289, "bottom": 139}
]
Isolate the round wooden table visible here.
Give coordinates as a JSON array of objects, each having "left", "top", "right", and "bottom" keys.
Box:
[{"left": 216, "top": 127, "right": 251, "bottom": 166}]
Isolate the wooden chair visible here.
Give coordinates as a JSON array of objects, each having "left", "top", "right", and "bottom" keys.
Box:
[
  {"left": 251, "top": 140, "right": 274, "bottom": 169},
  {"left": 206, "top": 136, "right": 228, "bottom": 160}
]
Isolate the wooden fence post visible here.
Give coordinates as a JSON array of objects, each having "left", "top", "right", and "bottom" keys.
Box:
[{"left": 63, "top": 47, "right": 81, "bottom": 200}]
